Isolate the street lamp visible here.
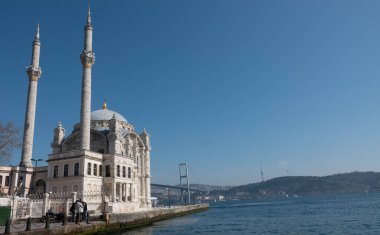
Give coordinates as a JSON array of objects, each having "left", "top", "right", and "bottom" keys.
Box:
[{"left": 31, "top": 158, "right": 43, "bottom": 167}]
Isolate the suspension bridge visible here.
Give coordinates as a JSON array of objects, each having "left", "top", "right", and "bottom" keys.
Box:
[{"left": 150, "top": 163, "right": 208, "bottom": 207}]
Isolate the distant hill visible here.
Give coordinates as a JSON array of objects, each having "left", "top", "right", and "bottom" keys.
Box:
[{"left": 210, "top": 171, "right": 380, "bottom": 199}]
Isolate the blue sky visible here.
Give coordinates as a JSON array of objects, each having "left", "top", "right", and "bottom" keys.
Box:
[{"left": 2, "top": 0, "right": 380, "bottom": 186}]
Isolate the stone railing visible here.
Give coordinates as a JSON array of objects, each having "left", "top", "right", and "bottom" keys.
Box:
[{"left": 2, "top": 190, "right": 105, "bottom": 219}]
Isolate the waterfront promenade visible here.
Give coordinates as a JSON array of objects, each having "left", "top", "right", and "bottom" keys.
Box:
[
  {"left": 0, "top": 204, "right": 208, "bottom": 235},
  {"left": 0, "top": 220, "right": 104, "bottom": 234}
]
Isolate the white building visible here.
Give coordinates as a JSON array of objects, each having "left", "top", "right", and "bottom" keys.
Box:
[
  {"left": 48, "top": 102, "right": 152, "bottom": 211},
  {"left": 2, "top": 6, "right": 152, "bottom": 213}
]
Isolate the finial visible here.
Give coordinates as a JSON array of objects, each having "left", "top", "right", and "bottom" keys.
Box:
[
  {"left": 58, "top": 121, "right": 62, "bottom": 127},
  {"left": 112, "top": 113, "right": 116, "bottom": 119},
  {"left": 34, "top": 22, "right": 40, "bottom": 41},
  {"left": 87, "top": 1, "right": 91, "bottom": 25},
  {"left": 143, "top": 127, "right": 147, "bottom": 134},
  {"left": 36, "top": 23, "right": 40, "bottom": 38},
  {"left": 102, "top": 98, "right": 107, "bottom": 110}
]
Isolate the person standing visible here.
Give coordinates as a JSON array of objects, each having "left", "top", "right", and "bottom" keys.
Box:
[
  {"left": 69, "top": 202, "right": 76, "bottom": 222},
  {"left": 82, "top": 200, "right": 89, "bottom": 224},
  {"left": 75, "top": 199, "right": 84, "bottom": 224}
]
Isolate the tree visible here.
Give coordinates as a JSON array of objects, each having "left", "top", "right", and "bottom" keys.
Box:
[{"left": 0, "top": 121, "right": 21, "bottom": 163}]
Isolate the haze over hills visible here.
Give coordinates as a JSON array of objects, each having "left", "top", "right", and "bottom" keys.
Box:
[{"left": 208, "top": 172, "right": 380, "bottom": 199}]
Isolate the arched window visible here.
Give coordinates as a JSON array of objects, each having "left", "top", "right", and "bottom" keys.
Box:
[
  {"left": 36, "top": 179, "right": 46, "bottom": 187},
  {"left": 5, "top": 176, "right": 9, "bottom": 187},
  {"left": 53, "top": 166, "right": 58, "bottom": 178},
  {"left": 105, "top": 165, "right": 111, "bottom": 177},
  {"left": 87, "top": 163, "right": 92, "bottom": 175},
  {"left": 35, "top": 179, "right": 46, "bottom": 194},
  {"left": 64, "top": 164, "right": 69, "bottom": 177},
  {"left": 18, "top": 176, "right": 24, "bottom": 187},
  {"left": 74, "top": 163, "right": 79, "bottom": 176},
  {"left": 122, "top": 166, "right": 126, "bottom": 178}
]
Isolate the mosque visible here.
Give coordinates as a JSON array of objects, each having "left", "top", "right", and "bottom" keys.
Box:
[{"left": 0, "top": 7, "right": 152, "bottom": 211}]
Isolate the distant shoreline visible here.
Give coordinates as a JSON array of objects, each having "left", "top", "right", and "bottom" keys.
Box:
[{"left": 207, "top": 171, "right": 380, "bottom": 200}]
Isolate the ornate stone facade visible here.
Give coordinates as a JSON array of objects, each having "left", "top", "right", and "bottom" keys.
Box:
[
  {"left": 47, "top": 106, "right": 152, "bottom": 211},
  {"left": 80, "top": 51, "right": 95, "bottom": 68},
  {"left": 26, "top": 66, "right": 42, "bottom": 81}
]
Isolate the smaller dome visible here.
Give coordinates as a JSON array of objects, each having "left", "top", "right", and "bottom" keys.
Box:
[{"left": 91, "top": 109, "right": 128, "bottom": 122}]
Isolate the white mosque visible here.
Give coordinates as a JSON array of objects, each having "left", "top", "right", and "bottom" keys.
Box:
[{"left": 0, "top": 6, "right": 152, "bottom": 212}]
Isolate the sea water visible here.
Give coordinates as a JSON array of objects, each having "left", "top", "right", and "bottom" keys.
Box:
[{"left": 118, "top": 193, "right": 380, "bottom": 234}]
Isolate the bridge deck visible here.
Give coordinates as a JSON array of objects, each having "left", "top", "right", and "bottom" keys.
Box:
[{"left": 151, "top": 183, "right": 206, "bottom": 193}]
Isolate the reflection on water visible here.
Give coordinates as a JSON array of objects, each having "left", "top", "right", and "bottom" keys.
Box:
[
  {"left": 121, "top": 228, "right": 153, "bottom": 235},
  {"left": 154, "top": 217, "right": 199, "bottom": 227}
]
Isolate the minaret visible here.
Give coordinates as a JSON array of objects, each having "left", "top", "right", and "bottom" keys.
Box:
[
  {"left": 79, "top": 6, "right": 95, "bottom": 150},
  {"left": 20, "top": 24, "right": 42, "bottom": 167},
  {"left": 140, "top": 128, "right": 152, "bottom": 207}
]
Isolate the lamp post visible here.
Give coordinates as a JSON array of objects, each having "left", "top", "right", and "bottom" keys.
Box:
[
  {"left": 31, "top": 158, "right": 43, "bottom": 168},
  {"left": 30, "top": 158, "right": 43, "bottom": 193}
]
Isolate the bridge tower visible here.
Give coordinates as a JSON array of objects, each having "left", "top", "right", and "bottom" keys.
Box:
[{"left": 179, "top": 163, "right": 190, "bottom": 204}]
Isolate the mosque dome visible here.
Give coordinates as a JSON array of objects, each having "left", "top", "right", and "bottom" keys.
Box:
[
  {"left": 91, "top": 109, "right": 128, "bottom": 122},
  {"left": 90, "top": 100, "right": 127, "bottom": 123}
]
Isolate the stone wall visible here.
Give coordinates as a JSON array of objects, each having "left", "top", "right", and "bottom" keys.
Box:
[
  {"left": 109, "top": 204, "right": 209, "bottom": 225},
  {"left": 8, "top": 204, "right": 209, "bottom": 235}
]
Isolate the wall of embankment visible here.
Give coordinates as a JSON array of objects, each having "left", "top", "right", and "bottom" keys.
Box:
[{"left": 11, "top": 204, "right": 209, "bottom": 235}]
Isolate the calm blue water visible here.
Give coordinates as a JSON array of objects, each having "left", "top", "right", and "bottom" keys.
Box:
[{"left": 120, "top": 193, "right": 380, "bottom": 234}]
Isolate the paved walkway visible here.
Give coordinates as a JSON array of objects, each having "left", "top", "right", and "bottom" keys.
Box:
[
  {"left": 0, "top": 204, "right": 209, "bottom": 234},
  {"left": 0, "top": 220, "right": 106, "bottom": 234}
]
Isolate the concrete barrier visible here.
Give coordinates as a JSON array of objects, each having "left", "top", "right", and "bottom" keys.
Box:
[{"left": 7, "top": 204, "right": 209, "bottom": 235}]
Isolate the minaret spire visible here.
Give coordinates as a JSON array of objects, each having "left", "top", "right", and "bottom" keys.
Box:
[
  {"left": 79, "top": 5, "right": 95, "bottom": 150},
  {"left": 87, "top": 1, "right": 91, "bottom": 25},
  {"left": 35, "top": 23, "right": 40, "bottom": 39},
  {"left": 20, "top": 23, "right": 42, "bottom": 167}
]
